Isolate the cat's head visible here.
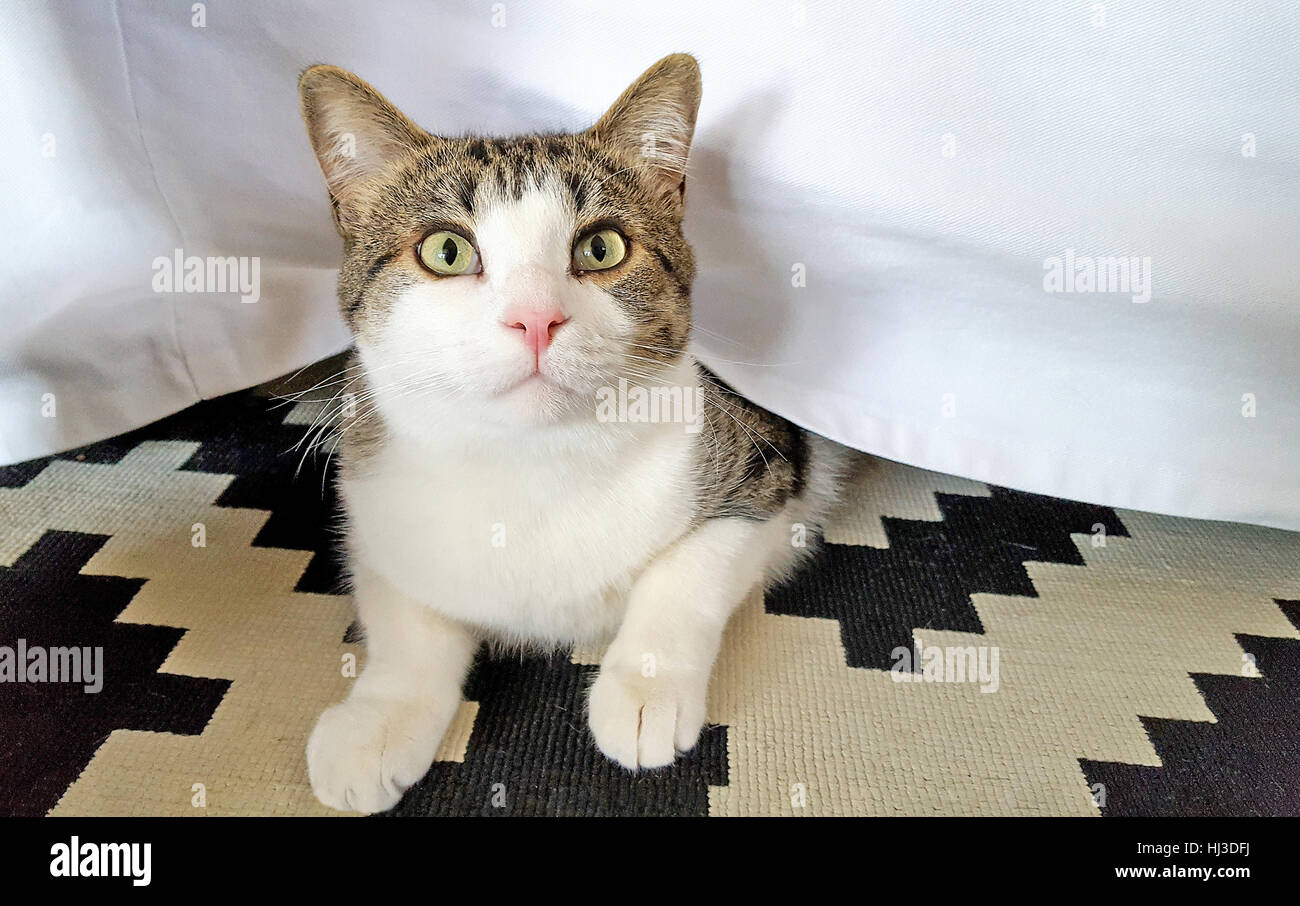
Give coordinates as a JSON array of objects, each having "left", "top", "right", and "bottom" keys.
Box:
[{"left": 299, "top": 55, "right": 701, "bottom": 436}]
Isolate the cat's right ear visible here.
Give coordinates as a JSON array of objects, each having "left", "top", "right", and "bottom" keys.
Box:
[{"left": 298, "top": 65, "right": 430, "bottom": 236}]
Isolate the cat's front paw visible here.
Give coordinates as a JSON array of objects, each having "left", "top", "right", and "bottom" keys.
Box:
[
  {"left": 306, "top": 695, "right": 445, "bottom": 813},
  {"left": 587, "top": 659, "right": 709, "bottom": 770}
]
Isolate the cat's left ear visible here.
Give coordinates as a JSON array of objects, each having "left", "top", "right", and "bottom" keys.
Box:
[{"left": 589, "top": 54, "right": 702, "bottom": 210}]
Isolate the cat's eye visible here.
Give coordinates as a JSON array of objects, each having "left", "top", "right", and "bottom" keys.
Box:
[
  {"left": 417, "top": 230, "right": 480, "bottom": 276},
  {"left": 572, "top": 228, "right": 628, "bottom": 272}
]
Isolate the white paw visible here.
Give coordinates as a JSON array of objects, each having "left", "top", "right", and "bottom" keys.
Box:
[
  {"left": 306, "top": 695, "right": 446, "bottom": 813},
  {"left": 587, "top": 661, "right": 708, "bottom": 770}
]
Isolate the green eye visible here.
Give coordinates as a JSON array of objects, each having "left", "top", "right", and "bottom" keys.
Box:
[
  {"left": 573, "top": 228, "right": 627, "bottom": 272},
  {"left": 418, "top": 230, "right": 479, "bottom": 276}
]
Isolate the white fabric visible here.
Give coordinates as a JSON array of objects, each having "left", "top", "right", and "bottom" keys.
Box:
[{"left": 1, "top": 1, "right": 1296, "bottom": 529}]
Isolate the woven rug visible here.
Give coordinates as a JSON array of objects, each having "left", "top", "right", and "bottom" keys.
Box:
[{"left": 1, "top": 385, "right": 1297, "bottom": 817}]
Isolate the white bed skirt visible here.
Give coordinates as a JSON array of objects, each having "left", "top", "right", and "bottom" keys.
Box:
[{"left": 1, "top": 1, "right": 1296, "bottom": 529}]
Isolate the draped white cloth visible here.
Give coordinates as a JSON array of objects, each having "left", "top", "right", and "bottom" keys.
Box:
[{"left": 2, "top": 1, "right": 1296, "bottom": 528}]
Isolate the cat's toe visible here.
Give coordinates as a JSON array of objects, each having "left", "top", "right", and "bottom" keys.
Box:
[
  {"left": 306, "top": 696, "right": 442, "bottom": 813},
  {"left": 587, "top": 666, "right": 706, "bottom": 770}
]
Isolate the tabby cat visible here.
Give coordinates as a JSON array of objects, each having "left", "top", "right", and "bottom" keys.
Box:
[{"left": 298, "top": 54, "right": 852, "bottom": 812}]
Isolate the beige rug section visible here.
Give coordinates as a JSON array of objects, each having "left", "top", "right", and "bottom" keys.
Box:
[
  {"left": 0, "top": 441, "right": 470, "bottom": 816},
  {"left": 705, "top": 501, "right": 1300, "bottom": 816},
  {"left": 825, "top": 455, "right": 990, "bottom": 547}
]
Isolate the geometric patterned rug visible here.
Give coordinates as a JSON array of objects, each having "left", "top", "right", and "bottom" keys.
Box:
[{"left": 2, "top": 387, "right": 1297, "bottom": 817}]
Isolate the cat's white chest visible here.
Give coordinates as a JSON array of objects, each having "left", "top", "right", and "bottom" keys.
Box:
[{"left": 342, "top": 426, "right": 696, "bottom": 645}]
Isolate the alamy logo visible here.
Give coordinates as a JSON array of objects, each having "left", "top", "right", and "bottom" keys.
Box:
[
  {"left": 50, "top": 837, "right": 151, "bottom": 886},
  {"left": 595, "top": 378, "right": 703, "bottom": 433},
  {"left": 152, "top": 248, "right": 261, "bottom": 303},
  {"left": 0, "top": 639, "right": 103, "bottom": 693},
  {"left": 890, "top": 642, "right": 1000, "bottom": 693},
  {"left": 1042, "top": 248, "right": 1151, "bottom": 303}
]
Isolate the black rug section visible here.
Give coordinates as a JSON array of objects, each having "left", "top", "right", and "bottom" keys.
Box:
[
  {"left": 1080, "top": 599, "right": 1300, "bottom": 817},
  {"left": 0, "top": 393, "right": 347, "bottom": 596},
  {"left": 766, "top": 487, "right": 1129, "bottom": 670},
  {"left": 384, "top": 651, "right": 728, "bottom": 817},
  {"left": 0, "top": 531, "right": 231, "bottom": 817}
]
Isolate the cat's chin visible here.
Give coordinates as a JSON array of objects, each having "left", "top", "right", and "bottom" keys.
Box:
[
  {"left": 487, "top": 373, "right": 591, "bottom": 425},
  {"left": 496, "top": 371, "right": 565, "bottom": 397}
]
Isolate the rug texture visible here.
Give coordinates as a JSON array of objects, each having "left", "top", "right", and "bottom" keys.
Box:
[{"left": 1, "top": 388, "right": 1297, "bottom": 817}]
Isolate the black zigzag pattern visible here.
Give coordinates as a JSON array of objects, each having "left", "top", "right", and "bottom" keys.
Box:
[
  {"left": 1080, "top": 599, "right": 1300, "bottom": 817},
  {"left": 385, "top": 653, "right": 728, "bottom": 817},
  {"left": 0, "top": 393, "right": 347, "bottom": 595},
  {"left": 0, "top": 391, "right": 343, "bottom": 815},
  {"left": 766, "top": 487, "right": 1128, "bottom": 670},
  {"left": 0, "top": 531, "right": 231, "bottom": 816}
]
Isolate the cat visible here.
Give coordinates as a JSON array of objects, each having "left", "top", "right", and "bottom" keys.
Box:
[{"left": 297, "top": 54, "right": 854, "bottom": 812}]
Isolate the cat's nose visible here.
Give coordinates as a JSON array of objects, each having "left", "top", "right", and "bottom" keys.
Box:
[{"left": 503, "top": 305, "right": 568, "bottom": 361}]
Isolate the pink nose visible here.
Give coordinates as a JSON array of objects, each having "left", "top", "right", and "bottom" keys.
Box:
[{"left": 503, "top": 305, "right": 568, "bottom": 361}]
